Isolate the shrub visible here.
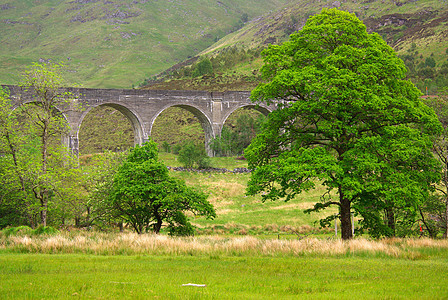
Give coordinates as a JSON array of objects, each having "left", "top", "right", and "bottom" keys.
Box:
[
  {"left": 178, "top": 141, "right": 210, "bottom": 169},
  {"left": 33, "top": 225, "right": 59, "bottom": 236}
]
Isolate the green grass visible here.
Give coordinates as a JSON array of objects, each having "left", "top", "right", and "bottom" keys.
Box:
[
  {"left": 0, "top": 252, "right": 447, "bottom": 299},
  {"left": 168, "top": 168, "right": 338, "bottom": 236}
]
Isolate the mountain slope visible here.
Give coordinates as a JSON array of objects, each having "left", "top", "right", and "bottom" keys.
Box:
[
  {"left": 0, "top": 0, "right": 292, "bottom": 88},
  {"left": 144, "top": 0, "right": 448, "bottom": 93}
]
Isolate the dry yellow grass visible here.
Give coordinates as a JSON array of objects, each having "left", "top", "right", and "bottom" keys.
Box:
[{"left": 2, "top": 232, "right": 448, "bottom": 258}]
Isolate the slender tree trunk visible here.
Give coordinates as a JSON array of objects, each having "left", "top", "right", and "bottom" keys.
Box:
[
  {"left": 33, "top": 188, "right": 48, "bottom": 227},
  {"left": 419, "top": 206, "right": 434, "bottom": 238},
  {"left": 445, "top": 196, "right": 448, "bottom": 239},
  {"left": 39, "top": 119, "right": 49, "bottom": 227},
  {"left": 42, "top": 120, "right": 49, "bottom": 174},
  {"left": 41, "top": 195, "right": 48, "bottom": 227},
  {"left": 153, "top": 207, "right": 163, "bottom": 234},
  {"left": 339, "top": 188, "right": 353, "bottom": 240}
]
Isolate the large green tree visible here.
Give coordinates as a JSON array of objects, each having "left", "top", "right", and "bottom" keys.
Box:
[
  {"left": 246, "top": 9, "right": 441, "bottom": 239},
  {"left": 111, "top": 140, "right": 215, "bottom": 235},
  {"left": 423, "top": 93, "right": 448, "bottom": 238}
]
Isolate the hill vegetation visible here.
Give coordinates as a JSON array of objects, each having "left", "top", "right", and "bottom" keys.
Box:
[
  {"left": 143, "top": 0, "right": 448, "bottom": 94},
  {"left": 0, "top": 0, "right": 291, "bottom": 88}
]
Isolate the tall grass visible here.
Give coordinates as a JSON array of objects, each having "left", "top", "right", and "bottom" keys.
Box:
[{"left": 2, "top": 232, "right": 447, "bottom": 259}]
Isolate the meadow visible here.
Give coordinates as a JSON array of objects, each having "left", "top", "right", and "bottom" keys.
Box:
[
  {"left": 1, "top": 232, "right": 448, "bottom": 299},
  {"left": 159, "top": 153, "right": 338, "bottom": 238}
]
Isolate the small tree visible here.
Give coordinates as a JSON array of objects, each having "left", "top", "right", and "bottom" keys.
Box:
[
  {"left": 193, "top": 58, "right": 213, "bottom": 77},
  {"left": 210, "top": 112, "right": 266, "bottom": 157},
  {"left": 83, "top": 151, "right": 127, "bottom": 230},
  {"left": 110, "top": 141, "right": 215, "bottom": 234},
  {"left": 0, "top": 87, "right": 32, "bottom": 228},
  {"left": 178, "top": 140, "right": 210, "bottom": 169},
  {"left": 18, "top": 62, "right": 78, "bottom": 226}
]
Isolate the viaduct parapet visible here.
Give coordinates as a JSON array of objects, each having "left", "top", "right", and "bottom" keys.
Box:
[{"left": 4, "top": 85, "right": 275, "bottom": 156}]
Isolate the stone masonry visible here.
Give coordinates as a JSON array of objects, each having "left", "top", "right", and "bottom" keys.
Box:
[{"left": 4, "top": 85, "right": 275, "bottom": 156}]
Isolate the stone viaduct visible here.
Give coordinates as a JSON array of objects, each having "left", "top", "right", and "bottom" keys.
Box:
[{"left": 4, "top": 85, "right": 275, "bottom": 156}]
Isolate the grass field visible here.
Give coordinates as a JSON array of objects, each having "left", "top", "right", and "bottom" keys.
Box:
[
  {"left": 157, "top": 153, "right": 338, "bottom": 237},
  {"left": 1, "top": 234, "right": 448, "bottom": 299}
]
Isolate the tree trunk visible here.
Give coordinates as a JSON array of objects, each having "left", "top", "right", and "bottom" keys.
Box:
[
  {"left": 340, "top": 190, "right": 353, "bottom": 240},
  {"left": 445, "top": 196, "right": 448, "bottom": 239},
  {"left": 154, "top": 218, "right": 163, "bottom": 234},
  {"left": 34, "top": 188, "right": 48, "bottom": 227},
  {"left": 385, "top": 206, "right": 396, "bottom": 237},
  {"left": 153, "top": 207, "right": 163, "bottom": 234},
  {"left": 41, "top": 196, "right": 48, "bottom": 227}
]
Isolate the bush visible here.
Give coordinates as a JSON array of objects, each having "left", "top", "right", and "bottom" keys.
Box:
[
  {"left": 1, "top": 226, "right": 33, "bottom": 237},
  {"left": 161, "top": 141, "right": 171, "bottom": 153},
  {"left": 178, "top": 141, "right": 210, "bottom": 169},
  {"left": 33, "top": 225, "right": 59, "bottom": 236},
  {"left": 1, "top": 225, "right": 59, "bottom": 237},
  {"left": 193, "top": 58, "right": 213, "bottom": 77}
]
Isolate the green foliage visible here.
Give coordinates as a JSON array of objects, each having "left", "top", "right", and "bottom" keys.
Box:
[
  {"left": 17, "top": 62, "right": 79, "bottom": 227},
  {"left": 1, "top": 226, "right": 34, "bottom": 237},
  {"left": 210, "top": 111, "right": 266, "bottom": 156},
  {"left": 192, "top": 57, "right": 213, "bottom": 77},
  {"left": 425, "top": 57, "right": 436, "bottom": 68},
  {"left": 178, "top": 140, "right": 211, "bottom": 169},
  {"left": 246, "top": 9, "right": 442, "bottom": 240},
  {"left": 161, "top": 141, "right": 171, "bottom": 153},
  {"left": 110, "top": 141, "right": 215, "bottom": 234},
  {"left": 32, "top": 225, "right": 59, "bottom": 236},
  {"left": 1, "top": 225, "right": 58, "bottom": 237},
  {"left": 0, "top": 64, "right": 86, "bottom": 229},
  {"left": 79, "top": 106, "right": 134, "bottom": 155},
  {"left": 83, "top": 151, "right": 128, "bottom": 230},
  {"left": 422, "top": 95, "right": 448, "bottom": 237}
]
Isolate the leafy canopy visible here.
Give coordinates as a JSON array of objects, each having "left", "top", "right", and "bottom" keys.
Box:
[
  {"left": 246, "top": 9, "right": 441, "bottom": 239},
  {"left": 111, "top": 140, "right": 215, "bottom": 235}
]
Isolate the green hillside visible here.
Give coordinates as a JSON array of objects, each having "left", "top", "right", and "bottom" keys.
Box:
[
  {"left": 145, "top": 0, "right": 448, "bottom": 93},
  {"left": 0, "top": 0, "right": 291, "bottom": 88}
]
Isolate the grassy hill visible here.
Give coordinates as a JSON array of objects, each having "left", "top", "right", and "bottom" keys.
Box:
[
  {"left": 0, "top": 0, "right": 291, "bottom": 88},
  {"left": 144, "top": 0, "right": 448, "bottom": 93}
]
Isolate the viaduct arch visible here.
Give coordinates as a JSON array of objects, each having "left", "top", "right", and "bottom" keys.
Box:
[{"left": 4, "top": 85, "right": 276, "bottom": 156}]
